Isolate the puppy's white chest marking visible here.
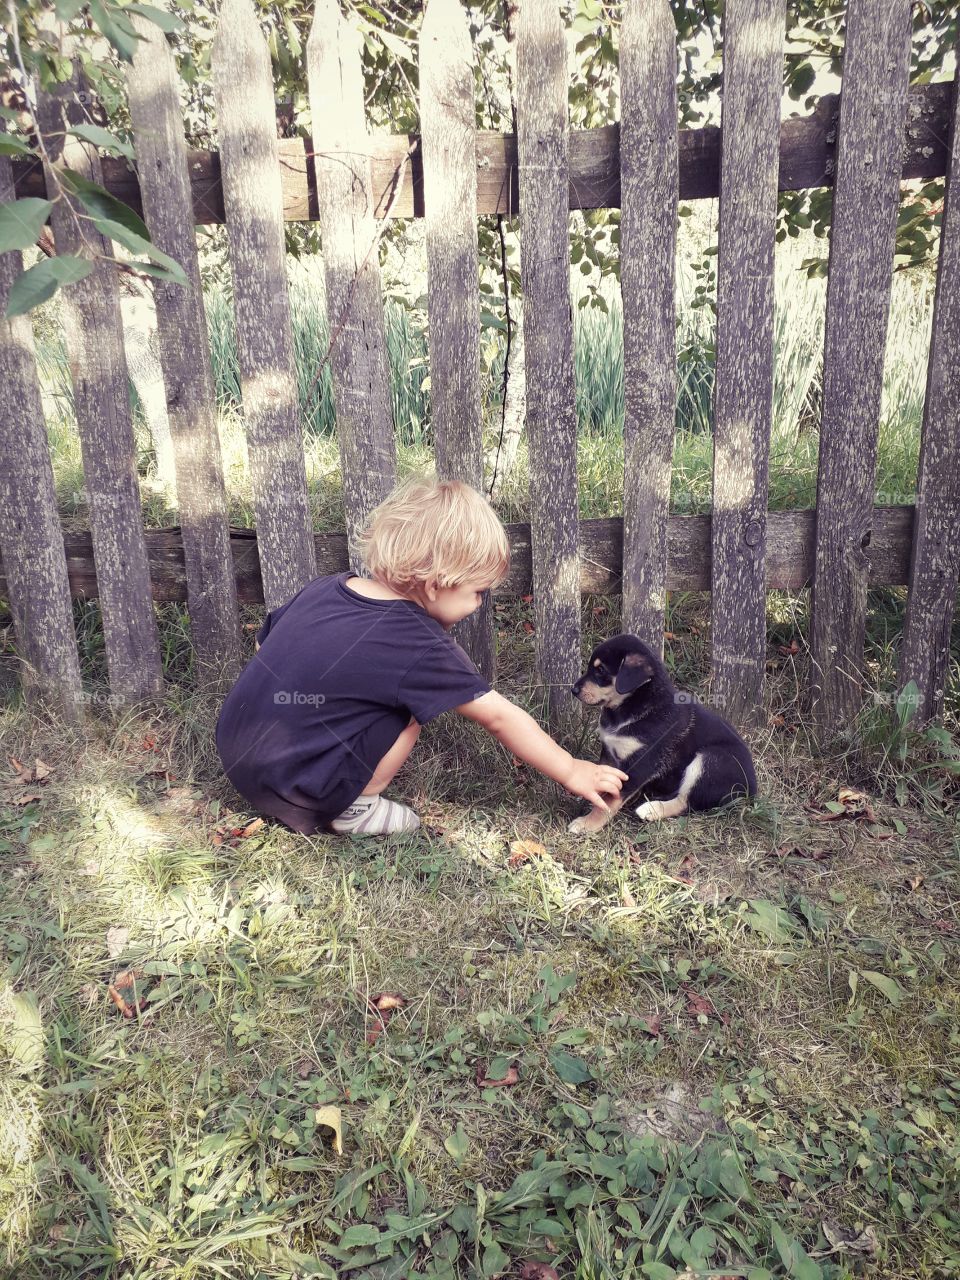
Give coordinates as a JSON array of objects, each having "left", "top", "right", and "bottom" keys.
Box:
[{"left": 600, "top": 727, "right": 644, "bottom": 761}]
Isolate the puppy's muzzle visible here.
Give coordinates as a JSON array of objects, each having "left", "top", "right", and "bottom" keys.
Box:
[{"left": 572, "top": 676, "right": 604, "bottom": 706}]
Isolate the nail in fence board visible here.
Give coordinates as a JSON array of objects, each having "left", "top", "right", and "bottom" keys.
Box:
[
  {"left": 307, "top": 0, "right": 396, "bottom": 569},
  {"left": 810, "top": 0, "right": 913, "bottom": 732},
  {"left": 128, "top": 16, "right": 242, "bottom": 689},
  {"left": 710, "top": 0, "right": 784, "bottom": 726},
  {"left": 212, "top": 0, "right": 317, "bottom": 611},
  {"left": 900, "top": 46, "right": 960, "bottom": 723},
  {"left": 0, "top": 148, "right": 84, "bottom": 720},
  {"left": 619, "top": 0, "right": 679, "bottom": 653},
  {"left": 420, "top": 0, "right": 496, "bottom": 680},
  {"left": 36, "top": 71, "right": 164, "bottom": 706},
  {"left": 516, "top": 0, "right": 582, "bottom": 727}
]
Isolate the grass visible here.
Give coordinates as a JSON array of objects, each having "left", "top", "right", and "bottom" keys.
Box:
[
  {"left": 1, "top": 595, "right": 959, "bottom": 1279},
  {"left": 6, "top": 223, "right": 957, "bottom": 1279},
  {"left": 35, "top": 235, "right": 934, "bottom": 533}
]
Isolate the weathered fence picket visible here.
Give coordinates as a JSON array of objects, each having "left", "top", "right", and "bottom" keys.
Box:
[
  {"left": 128, "top": 15, "right": 242, "bottom": 689},
  {"left": 900, "top": 42, "right": 960, "bottom": 723},
  {"left": 1, "top": 4, "right": 956, "bottom": 730},
  {"left": 810, "top": 0, "right": 913, "bottom": 732},
  {"left": 307, "top": 0, "right": 396, "bottom": 570},
  {"left": 212, "top": 0, "right": 316, "bottom": 612},
  {"left": 37, "top": 69, "right": 164, "bottom": 707},
  {"left": 0, "top": 146, "right": 83, "bottom": 720},
  {"left": 516, "top": 0, "right": 581, "bottom": 726},
  {"left": 419, "top": 0, "right": 496, "bottom": 679},
  {"left": 618, "top": 0, "right": 678, "bottom": 654},
  {"left": 710, "top": 0, "right": 784, "bottom": 726}
]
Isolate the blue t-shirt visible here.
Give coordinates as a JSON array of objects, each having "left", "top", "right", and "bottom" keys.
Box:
[{"left": 215, "top": 572, "right": 491, "bottom": 834}]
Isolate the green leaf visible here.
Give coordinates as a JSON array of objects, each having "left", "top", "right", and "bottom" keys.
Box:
[
  {"left": 481, "top": 1240, "right": 510, "bottom": 1276},
  {"left": 444, "top": 1123, "right": 469, "bottom": 1165},
  {"left": 5, "top": 255, "right": 93, "bottom": 317},
  {"left": 0, "top": 135, "right": 35, "bottom": 157},
  {"left": 771, "top": 1223, "right": 822, "bottom": 1280},
  {"left": 548, "top": 1049, "right": 591, "bottom": 1085},
  {"left": 742, "top": 898, "right": 800, "bottom": 943},
  {"left": 860, "top": 970, "right": 904, "bottom": 1006},
  {"left": 125, "top": 2, "right": 185, "bottom": 32},
  {"left": 68, "top": 124, "right": 135, "bottom": 160},
  {"left": 339, "top": 1224, "right": 381, "bottom": 1247},
  {"left": 641, "top": 1263, "right": 677, "bottom": 1280},
  {"left": 60, "top": 168, "right": 149, "bottom": 239},
  {"left": 89, "top": 0, "right": 142, "bottom": 61},
  {"left": 89, "top": 217, "right": 187, "bottom": 285},
  {"left": 0, "top": 198, "right": 53, "bottom": 253},
  {"left": 54, "top": 0, "right": 86, "bottom": 18}
]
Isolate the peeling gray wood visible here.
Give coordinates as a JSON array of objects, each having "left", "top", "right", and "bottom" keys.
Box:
[
  {"left": 36, "top": 71, "right": 164, "bottom": 707},
  {"left": 11, "top": 83, "right": 951, "bottom": 221},
  {"left": 710, "top": 0, "right": 784, "bottom": 727},
  {"left": 128, "top": 15, "right": 243, "bottom": 690},
  {"left": 212, "top": 0, "right": 316, "bottom": 610},
  {"left": 619, "top": 0, "right": 678, "bottom": 654},
  {"left": 307, "top": 0, "right": 396, "bottom": 570},
  {"left": 810, "top": 0, "right": 913, "bottom": 733},
  {"left": 19, "top": 508, "right": 930, "bottom": 609},
  {"left": 0, "top": 148, "right": 83, "bottom": 720},
  {"left": 900, "top": 44, "right": 960, "bottom": 723},
  {"left": 516, "top": 0, "right": 581, "bottom": 730},
  {"left": 420, "top": 0, "right": 495, "bottom": 680}
]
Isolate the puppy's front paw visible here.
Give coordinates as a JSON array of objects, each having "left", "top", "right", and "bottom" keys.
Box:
[
  {"left": 635, "top": 800, "right": 665, "bottom": 822},
  {"left": 568, "top": 816, "right": 591, "bottom": 835}
]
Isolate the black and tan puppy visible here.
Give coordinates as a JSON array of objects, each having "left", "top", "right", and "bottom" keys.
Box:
[{"left": 569, "top": 634, "right": 756, "bottom": 834}]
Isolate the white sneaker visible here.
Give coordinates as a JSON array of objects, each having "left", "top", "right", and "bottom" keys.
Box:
[{"left": 330, "top": 793, "right": 421, "bottom": 836}]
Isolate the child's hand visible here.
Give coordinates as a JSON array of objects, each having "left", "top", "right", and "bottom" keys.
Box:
[{"left": 563, "top": 759, "right": 629, "bottom": 811}]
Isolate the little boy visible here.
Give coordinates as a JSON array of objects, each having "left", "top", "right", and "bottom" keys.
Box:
[{"left": 215, "top": 476, "right": 627, "bottom": 836}]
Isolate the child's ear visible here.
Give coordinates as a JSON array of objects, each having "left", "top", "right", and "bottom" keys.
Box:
[
  {"left": 424, "top": 578, "right": 439, "bottom": 601},
  {"left": 615, "top": 652, "right": 652, "bottom": 695}
]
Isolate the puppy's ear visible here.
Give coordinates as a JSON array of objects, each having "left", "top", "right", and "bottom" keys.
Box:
[{"left": 615, "top": 651, "right": 652, "bottom": 695}]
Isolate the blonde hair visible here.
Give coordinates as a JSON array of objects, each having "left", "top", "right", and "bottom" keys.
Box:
[{"left": 359, "top": 475, "right": 511, "bottom": 594}]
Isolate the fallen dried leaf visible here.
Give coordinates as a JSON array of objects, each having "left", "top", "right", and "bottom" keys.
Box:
[
  {"left": 508, "top": 838, "right": 547, "bottom": 868},
  {"left": 107, "top": 969, "right": 147, "bottom": 1019},
  {"left": 520, "top": 1264, "right": 560, "bottom": 1280},
  {"left": 772, "top": 844, "right": 832, "bottom": 862},
  {"left": 476, "top": 1061, "right": 519, "bottom": 1088},
  {"left": 778, "top": 639, "right": 800, "bottom": 656},
  {"left": 9, "top": 755, "right": 30, "bottom": 782},
  {"left": 371, "top": 993, "right": 406, "bottom": 1013},
  {"left": 33, "top": 758, "right": 52, "bottom": 781},
  {"left": 522, "top": 621, "right": 534, "bottom": 634},
  {"left": 106, "top": 926, "right": 129, "bottom": 959},
  {"left": 643, "top": 1014, "right": 662, "bottom": 1037},
  {"left": 314, "top": 1104, "right": 343, "bottom": 1156},
  {"left": 9, "top": 791, "right": 40, "bottom": 806},
  {"left": 682, "top": 985, "right": 727, "bottom": 1024},
  {"left": 237, "top": 817, "right": 264, "bottom": 837}
]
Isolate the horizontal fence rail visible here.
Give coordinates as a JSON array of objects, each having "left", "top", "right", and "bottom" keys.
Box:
[
  {"left": 0, "top": 508, "right": 936, "bottom": 605},
  {"left": 7, "top": 83, "right": 953, "bottom": 222},
  {"left": 1, "top": 0, "right": 957, "bottom": 733}
]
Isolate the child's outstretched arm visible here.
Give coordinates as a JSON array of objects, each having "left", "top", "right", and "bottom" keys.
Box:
[{"left": 456, "top": 691, "right": 628, "bottom": 812}]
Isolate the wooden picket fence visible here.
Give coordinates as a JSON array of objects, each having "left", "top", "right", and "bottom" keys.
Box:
[{"left": 0, "top": 0, "right": 958, "bottom": 734}]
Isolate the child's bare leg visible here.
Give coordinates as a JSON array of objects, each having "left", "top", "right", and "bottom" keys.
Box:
[
  {"left": 330, "top": 718, "right": 422, "bottom": 835},
  {"left": 361, "top": 717, "right": 421, "bottom": 796},
  {"left": 568, "top": 794, "right": 624, "bottom": 835}
]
